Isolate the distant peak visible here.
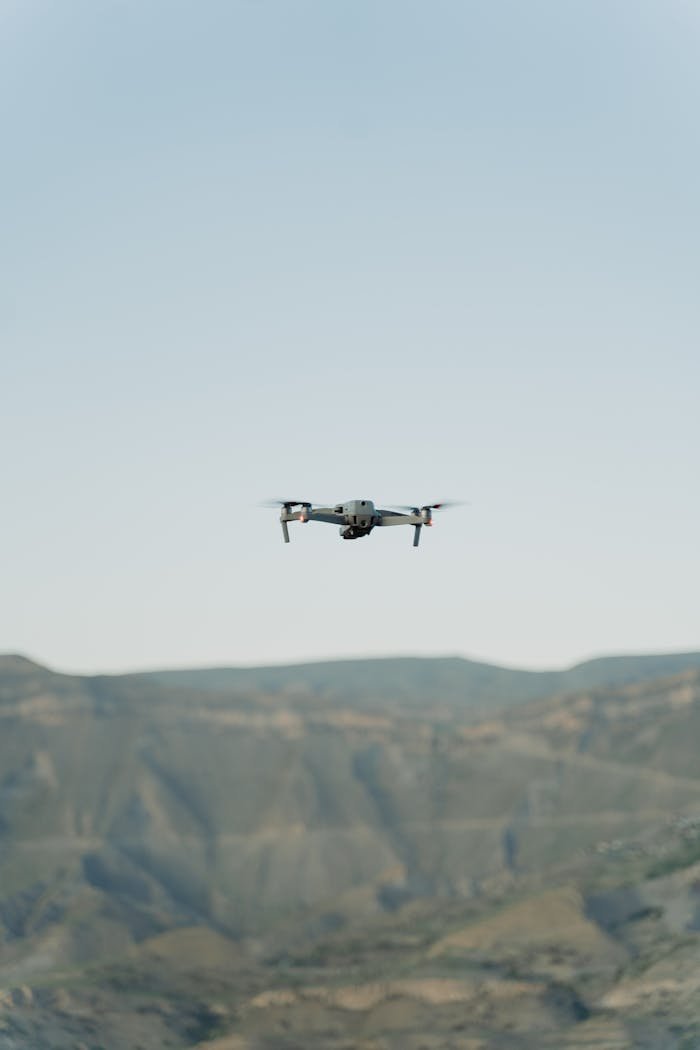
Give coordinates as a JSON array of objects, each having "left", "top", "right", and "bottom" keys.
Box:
[{"left": 0, "top": 654, "right": 52, "bottom": 674}]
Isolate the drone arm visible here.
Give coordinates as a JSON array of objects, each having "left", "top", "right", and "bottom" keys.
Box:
[
  {"left": 375, "top": 513, "right": 418, "bottom": 527},
  {"left": 279, "top": 508, "right": 342, "bottom": 541},
  {"left": 307, "top": 511, "right": 345, "bottom": 524}
]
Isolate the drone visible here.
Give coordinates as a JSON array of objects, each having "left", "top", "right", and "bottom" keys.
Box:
[{"left": 267, "top": 500, "right": 459, "bottom": 547}]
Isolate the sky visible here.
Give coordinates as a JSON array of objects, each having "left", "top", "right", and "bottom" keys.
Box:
[{"left": 2, "top": 0, "right": 699, "bottom": 674}]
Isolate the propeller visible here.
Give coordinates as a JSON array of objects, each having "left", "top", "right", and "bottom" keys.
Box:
[
  {"left": 264, "top": 500, "right": 316, "bottom": 542},
  {"left": 388, "top": 501, "right": 464, "bottom": 530},
  {"left": 391, "top": 501, "right": 464, "bottom": 513},
  {"left": 261, "top": 499, "right": 314, "bottom": 508}
]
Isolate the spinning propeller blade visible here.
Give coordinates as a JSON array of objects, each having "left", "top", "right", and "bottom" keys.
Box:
[
  {"left": 261, "top": 499, "right": 314, "bottom": 508},
  {"left": 392, "top": 501, "right": 463, "bottom": 512}
]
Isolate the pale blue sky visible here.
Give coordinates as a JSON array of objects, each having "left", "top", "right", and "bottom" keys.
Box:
[{"left": 2, "top": 1, "right": 699, "bottom": 673}]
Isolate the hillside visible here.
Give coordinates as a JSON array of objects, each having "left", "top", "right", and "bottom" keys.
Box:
[{"left": 2, "top": 653, "right": 700, "bottom": 1046}]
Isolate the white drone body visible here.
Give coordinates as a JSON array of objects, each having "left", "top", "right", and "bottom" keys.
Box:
[{"left": 272, "top": 499, "right": 456, "bottom": 547}]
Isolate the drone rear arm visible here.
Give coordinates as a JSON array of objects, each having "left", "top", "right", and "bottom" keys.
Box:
[{"left": 375, "top": 513, "right": 420, "bottom": 527}]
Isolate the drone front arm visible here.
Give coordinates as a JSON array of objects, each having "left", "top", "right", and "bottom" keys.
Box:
[{"left": 307, "top": 510, "right": 345, "bottom": 525}]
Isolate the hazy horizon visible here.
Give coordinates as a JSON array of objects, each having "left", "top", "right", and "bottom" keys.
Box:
[{"left": 6, "top": 643, "right": 700, "bottom": 680}]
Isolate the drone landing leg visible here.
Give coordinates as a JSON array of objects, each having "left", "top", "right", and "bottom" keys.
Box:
[
  {"left": 281, "top": 520, "right": 290, "bottom": 543},
  {"left": 413, "top": 524, "right": 422, "bottom": 548}
]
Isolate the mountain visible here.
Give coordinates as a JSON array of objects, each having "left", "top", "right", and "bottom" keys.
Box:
[
  {"left": 139, "top": 649, "right": 700, "bottom": 714},
  {"left": 2, "top": 652, "right": 700, "bottom": 1047}
]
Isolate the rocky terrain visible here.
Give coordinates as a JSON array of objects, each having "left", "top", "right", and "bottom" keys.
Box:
[{"left": 2, "top": 652, "right": 700, "bottom": 1047}]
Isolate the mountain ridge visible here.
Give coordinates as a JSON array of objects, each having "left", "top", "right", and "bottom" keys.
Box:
[
  {"left": 127, "top": 649, "right": 700, "bottom": 714},
  {"left": 5, "top": 648, "right": 700, "bottom": 715}
]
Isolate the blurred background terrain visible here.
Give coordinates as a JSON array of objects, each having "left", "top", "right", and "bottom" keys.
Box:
[{"left": 3, "top": 651, "right": 700, "bottom": 1048}]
